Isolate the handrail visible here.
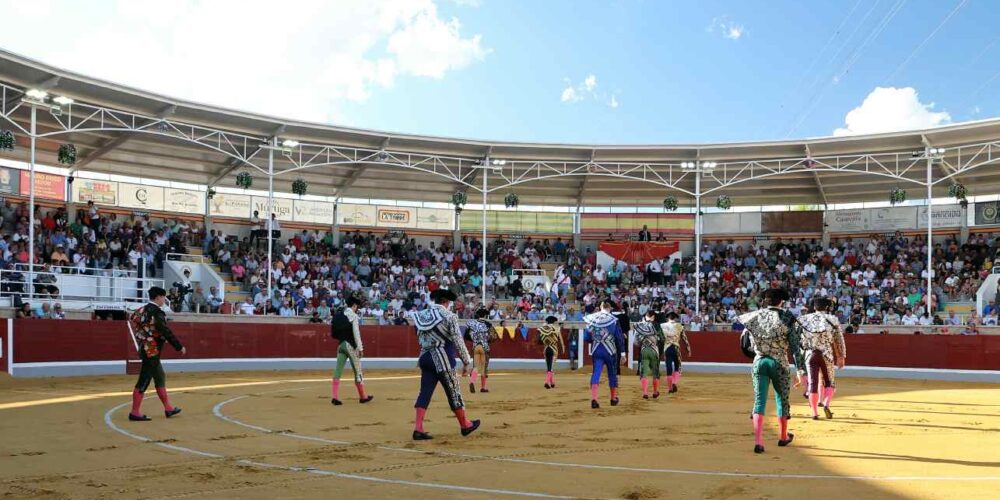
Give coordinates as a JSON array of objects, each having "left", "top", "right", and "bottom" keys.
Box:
[
  {"left": 166, "top": 252, "right": 209, "bottom": 264},
  {"left": 12, "top": 262, "right": 143, "bottom": 277},
  {"left": 0, "top": 268, "right": 163, "bottom": 304}
]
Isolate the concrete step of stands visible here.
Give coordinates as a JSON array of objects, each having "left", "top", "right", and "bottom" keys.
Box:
[
  {"left": 224, "top": 283, "right": 242, "bottom": 293},
  {"left": 185, "top": 246, "right": 204, "bottom": 256}
]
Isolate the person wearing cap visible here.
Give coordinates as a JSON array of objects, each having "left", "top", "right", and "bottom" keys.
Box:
[
  {"left": 465, "top": 308, "right": 497, "bottom": 393},
  {"left": 634, "top": 309, "right": 665, "bottom": 399},
  {"left": 537, "top": 315, "right": 565, "bottom": 389},
  {"left": 584, "top": 300, "right": 626, "bottom": 409},
  {"left": 796, "top": 297, "right": 846, "bottom": 420},
  {"left": 127, "top": 286, "right": 186, "bottom": 421},
  {"left": 737, "top": 288, "right": 806, "bottom": 454},
  {"left": 411, "top": 288, "right": 480, "bottom": 440}
]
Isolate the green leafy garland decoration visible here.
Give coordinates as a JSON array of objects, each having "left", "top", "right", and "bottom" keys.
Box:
[
  {"left": 889, "top": 187, "right": 907, "bottom": 205},
  {"left": 504, "top": 193, "right": 519, "bottom": 208},
  {"left": 236, "top": 171, "right": 253, "bottom": 190},
  {"left": 663, "top": 196, "right": 678, "bottom": 211},
  {"left": 716, "top": 195, "right": 732, "bottom": 210},
  {"left": 291, "top": 178, "right": 308, "bottom": 196},
  {"left": 451, "top": 191, "right": 467, "bottom": 214},
  {"left": 947, "top": 182, "right": 967, "bottom": 201},
  {"left": 58, "top": 144, "right": 77, "bottom": 165},
  {"left": 0, "top": 130, "right": 14, "bottom": 151}
]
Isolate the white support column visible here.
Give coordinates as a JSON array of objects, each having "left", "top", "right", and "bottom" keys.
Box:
[
  {"left": 694, "top": 171, "right": 701, "bottom": 319},
  {"left": 266, "top": 138, "right": 275, "bottom": 313},
  {"left": 28, "top": 105, "right": 36, "bottom": 299},
  {"left": 926, "top": 154, "right": 934, "bottom": 317},
  {"left": 332, "top": 201, "right": 340, "bottom": 246},
  {"left": 577, "top": 329, "right": 585, "bottom": 368},
  {"left": 481, "top": 167, "right": 488, "bottom": 304},
  {"left": 572, "top": 205, "right": 582, "bottom": 250}
]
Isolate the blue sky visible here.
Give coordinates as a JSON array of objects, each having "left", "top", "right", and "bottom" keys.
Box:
[{"left": 1, "top": 0, "right": 997, "bottom": 144}]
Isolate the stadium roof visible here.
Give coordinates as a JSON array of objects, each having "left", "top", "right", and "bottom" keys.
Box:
[{"left": 1, "top": 48, "right": 1000, "bottom": 208}]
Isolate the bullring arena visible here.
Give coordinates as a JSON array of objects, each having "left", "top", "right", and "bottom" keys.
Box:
[{"left": 2, "top": 45, "right": 1000, "bottom": 500}]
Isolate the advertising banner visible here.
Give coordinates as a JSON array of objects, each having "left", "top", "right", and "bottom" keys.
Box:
[
  {"left": 164, "top": 188, "right": 205, "bottom": 215},
  {"left": 375, "top": 205, "right": 417, "bottom": 228},
  {"left": 337, "top": 203, "right": 376, "bottom": 226},
  {"left": 704, "top": 213, "right": 742, "bottom": 234},
  {"left": 535, "top": 212, "right": 574, "bottom": 233},
  {"left": 975, "top": 201, "right": 1000, "bottom": 226},
  {"left": 870, "top": 207, "right": 916, "bottom": 231},
  {"left": 293, "top": 199, "right": 335, "bottom": 224},
  {"left": 20, "top": 171, "right": 66, "bottom": 200},
  {"left": 761, "top": 211, "right": 823, "bottom": 233},
  {"left": 209, "top": 193, "right": 252, "bottom": 218},
  {"left": 251, "top": 196, "right": 293, "bottom": 221},
  {"left": 581, "top": 213, "right": 695, "bottom": 235},
  {"left": 118, "top": 182, "right": 164, "bottom": 211},
  {"left": 827, "top": 208, "right": 870, "bottom": 232},
  {"left": 0, "top": 167, "right": 20, "bottom": 195},
  {"left": 416, "top": 207, "right": 454, "bottom": 230},
  {"left": 917, "top": 204, "right": 963, "bottom": 228},
  {"left": 72, "top": 179, "right": 118, "bottom": 205}
]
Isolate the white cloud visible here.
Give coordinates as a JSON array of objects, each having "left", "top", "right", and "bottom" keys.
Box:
[
  {"left": 451, "top": 0, "right": 481, "bottom": 6},
  {"left": 561, "top": 74, "right": 617, "bottom": 108},
  {"left": 387, "top": 8, "right": 490, "bottom": 78},
  {"left": 0, "top": 0, "right": 488, "bottom": 123},
  {"left": 708, "top": 16, "right": 746, "bottom": 40},
  {"left": 561, "top": 86, "right": 581, "bottom": 103},
  {"left": 833, "top": 87, "right": 951, "bottom": 136}
]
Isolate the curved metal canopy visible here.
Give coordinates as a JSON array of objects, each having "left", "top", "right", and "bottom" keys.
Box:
[{"left": 1, "top": 48, "right": 1000, "bottom": 207}]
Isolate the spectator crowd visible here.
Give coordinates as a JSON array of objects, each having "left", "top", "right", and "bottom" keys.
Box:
[{"left": 4, "top": 199, "right": 1000, "bottom": 334}]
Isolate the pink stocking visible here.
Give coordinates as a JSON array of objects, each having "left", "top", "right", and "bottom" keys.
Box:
[
  {"left": 640, "top": 378, "right": 649, "bottom": 396},
  {"left": 779, "top": 416, "right": 789, "bottom": 441},
  {"left": 470, "top": 369, "right": 478, "bottom": 384},
  {"left": 454, "top": 408, "right": 472, "bottom": 429},
  {"left": 752, "top": 414, "right": 764, "bottom": 447},
  {"left": 331, "top": 379, "right": 341, "bottom": 399},
  {"left": 652, "top": 377, "right": 660, "bottom": 394},
  {"left": 414, "top": 407, "right": 427, "bottom": 432},
  {"left": 823, "top": 387, "right": 836, "bottom": 407},
  {"left": 590, "top": 384, "right": 599, "bottom": 400},
  {"left": 355, "top": 382, "right": 368, "bottom": 400},
  {"left": 155, "top": 387, "right": 174, "bottom": 412},
  {"left": 808, "top": 393, "right": 820, "bottom": 417},
  {"left": 130, "top": 389, "right": 144, "bottom": 416}
]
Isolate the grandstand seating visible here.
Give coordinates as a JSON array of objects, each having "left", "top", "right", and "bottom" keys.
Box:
[{"left": 2, "top": 198, "right": 999, "bottom": 332}]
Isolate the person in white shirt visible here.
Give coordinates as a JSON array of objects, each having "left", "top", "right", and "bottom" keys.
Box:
[
  {"left": 901, "top": 311, "right": 919, "bottom": 326},
  {"left": 240, "top": 298, "right": 255, "bottom": 315}
]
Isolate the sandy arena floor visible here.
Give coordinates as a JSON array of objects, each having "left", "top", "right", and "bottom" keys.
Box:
[{"left": 1, "top": 369, "right": 999, "bottom": 499}]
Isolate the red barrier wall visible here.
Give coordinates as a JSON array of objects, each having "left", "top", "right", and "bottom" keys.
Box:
[
  {"left": 1, "top": 319, "right": 9, "bottom": 373},
  {"left": 10, "top": 319, "right": 1000, "bottom": 371}
]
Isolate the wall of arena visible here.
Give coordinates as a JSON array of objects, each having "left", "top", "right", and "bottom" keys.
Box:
[{"left": 4, "top": 318, "right": 1000, "bottom": 380}]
